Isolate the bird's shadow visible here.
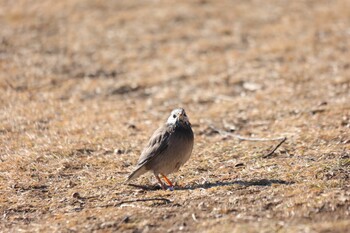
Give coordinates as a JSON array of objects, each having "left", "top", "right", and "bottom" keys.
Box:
[{"left": 127, "top": 179, "right": 294, "bottom": 191}]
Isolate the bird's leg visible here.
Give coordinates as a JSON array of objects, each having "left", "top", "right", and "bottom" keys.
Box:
[
  {"left": 154, "top": 174, "right": 166, "bottom": 190},
  {"left": 160, "top": 173, "right": 174, "bottom": 190}
]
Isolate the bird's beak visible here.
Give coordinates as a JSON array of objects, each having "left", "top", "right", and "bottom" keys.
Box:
[{"left": 178, "top": 112, "right": 185, "bottom": 121}]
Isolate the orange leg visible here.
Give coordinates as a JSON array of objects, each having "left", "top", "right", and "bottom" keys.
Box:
[
  {"left": 154, "top": 174, "right": 166, "bottom": 190},
  {"left": 160, "top": 173, "right": 174, "bottom": 189}
]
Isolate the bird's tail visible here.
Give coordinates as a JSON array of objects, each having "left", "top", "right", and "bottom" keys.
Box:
[{"left": 125, "top": 165, "right": 147, "bottom": 183}]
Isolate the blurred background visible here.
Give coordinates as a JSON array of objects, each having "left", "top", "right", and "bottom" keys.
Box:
[{"left": 0, "top": 0, "right": 349, "bottom": 232}]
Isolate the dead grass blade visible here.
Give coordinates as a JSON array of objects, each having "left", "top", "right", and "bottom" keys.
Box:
[{"left": 262, "top": 137, "right": 287, "bottom": 158}]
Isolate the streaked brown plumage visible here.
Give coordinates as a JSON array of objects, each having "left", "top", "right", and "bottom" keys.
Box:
[{"left": 126, "top": 108, "right": 194, "bottom": 190}]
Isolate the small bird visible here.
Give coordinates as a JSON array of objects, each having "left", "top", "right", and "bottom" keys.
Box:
[{"left": 126, "top": 108, "right": 194, "bottom": 190}]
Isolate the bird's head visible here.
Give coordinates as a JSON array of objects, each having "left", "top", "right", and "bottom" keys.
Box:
[{"left": 166, "top": 108, "right": 190, "bottom": 126}]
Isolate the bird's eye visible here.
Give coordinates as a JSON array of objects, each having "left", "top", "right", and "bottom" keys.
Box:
[
  {"left": 184, "top": 113, "right": 187, "bottom": 117},
  {"left": 173, "top": 114, "right": 176, "bottom": 118}
]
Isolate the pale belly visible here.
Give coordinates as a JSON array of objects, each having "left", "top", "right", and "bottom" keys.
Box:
[{"left": 148, "top": 133, "right": 194, "bottom": 175}]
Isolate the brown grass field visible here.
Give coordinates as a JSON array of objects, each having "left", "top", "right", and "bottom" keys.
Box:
[{"left": 0, "top": 0, "right": 349, "bottom": 232}]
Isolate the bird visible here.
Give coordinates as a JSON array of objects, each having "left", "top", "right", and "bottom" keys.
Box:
[{"left": 126, "top": 108, "right": 194, "bottom": 190}]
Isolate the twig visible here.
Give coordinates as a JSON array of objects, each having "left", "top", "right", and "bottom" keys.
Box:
[
  {"left": 207, "top": 124, "right": 287, "bottom": 158},
  {"left": 262, "top": 137, "right": 287, "bottom": 158},
  {"left": 96, "top": 197, "right": 172, "bottom": 209},
  {"left": 116, "top": 198, "right": 171, "bottom": 206},
  {"left": 208, "top": 124, "right": 285, "bottom": 142},
  {"left": 127, "top": 183, "right": 160, "bottom": 191},
  {"left": 192, "top": 213, "right": 198, "bottom": 222},
  {"left": 232, "top": 134, "right": 286, "bottom": 142}
]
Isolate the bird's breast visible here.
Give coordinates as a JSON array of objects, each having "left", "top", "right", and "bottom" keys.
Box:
[{"left": 151, "top": 125, "right": 194, "bottom": 175}]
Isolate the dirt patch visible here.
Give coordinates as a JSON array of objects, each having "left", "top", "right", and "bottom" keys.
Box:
[{"left": 0, "top": 0, "right": 349, "bottom": 232}]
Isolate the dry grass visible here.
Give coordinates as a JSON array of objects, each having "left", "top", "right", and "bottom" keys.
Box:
[{"left": 0, "top": 0, "right": 349, "bottom": 232}]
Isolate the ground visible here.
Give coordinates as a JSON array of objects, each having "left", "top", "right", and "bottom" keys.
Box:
[{"left": 0, "top": 0, "right": 349, "bottom": 232}]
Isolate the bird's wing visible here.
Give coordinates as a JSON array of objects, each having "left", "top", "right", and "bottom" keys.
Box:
[{"left": 136, "top": 125, "right": 172, "bottom": 167}]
